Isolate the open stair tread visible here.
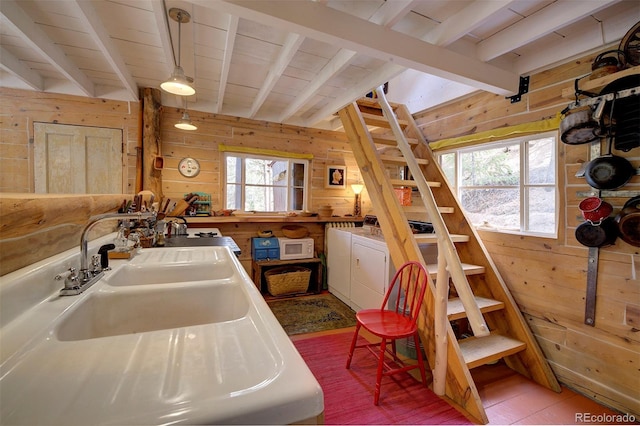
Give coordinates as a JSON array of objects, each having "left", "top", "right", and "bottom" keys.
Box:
[
  {"left": 459, "top": 334, "right": 526, "bottom": 369},
  {"left": 380, "top": 154, "right": 428, "bottom": 165},
  {"left": 361, "top": 112, "right": 408, "bottom": 129},
  {"left": 426, "top": 263, "right": 485, "bottom": 278},
  {"left": 414, "top": 233, "right": 469, "bottom": 243},
  {"left": 372, "top": 135, "right": 418, "bottom": 146},
  {"left": 390, "top": 179, "right": 440, "bottom": 187},
  {"left": 447, "top": 296, "right": 505, "bottom": 321},
  {"left": 357, "top": 97, "right": 402, "bottom": 110},
  {"left": 403, "top": 205, "right": 454, "bottom": 214}
]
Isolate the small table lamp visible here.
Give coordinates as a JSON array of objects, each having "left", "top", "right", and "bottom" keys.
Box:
[{"left": 351, "top": 183, "right": 364, "bottom": 217}]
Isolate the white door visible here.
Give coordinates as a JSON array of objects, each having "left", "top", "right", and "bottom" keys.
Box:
[{"left": 34, "top": 123, "right": 123, "bottom": 193}]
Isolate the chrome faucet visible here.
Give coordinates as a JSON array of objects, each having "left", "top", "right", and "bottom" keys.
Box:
[{"left": 58, "top": 212, "right": 154, "bottom": 296}]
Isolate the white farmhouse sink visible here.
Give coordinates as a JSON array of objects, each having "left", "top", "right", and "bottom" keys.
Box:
[
  {"left": 104, "top": 261, "right": 234, "bottom": 286},
  {"left": 56, "top": 283, "right": 249, "bottom": 341},
  {"left": 1, "top": 243, "right": 323, "bottom": 425}
]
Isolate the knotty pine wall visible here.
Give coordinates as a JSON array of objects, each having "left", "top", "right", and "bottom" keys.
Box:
[
  {"left": 158, "top": 107, "right": 369, "bottom": 216},
  {"left": 413, "top": 51, "right": 639, "bottom": 416},
  {"left": 0, "top": 86, "right": 370, "bottom": 275}
]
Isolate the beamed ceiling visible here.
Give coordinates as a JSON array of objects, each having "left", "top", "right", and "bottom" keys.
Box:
[{"left": 1, "top": 0, "right": 639, "bottom": 129}]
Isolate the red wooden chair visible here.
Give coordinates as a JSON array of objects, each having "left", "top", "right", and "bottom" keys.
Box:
[{"left": 346, "top": 260, "right": 429, "bottom": 405}]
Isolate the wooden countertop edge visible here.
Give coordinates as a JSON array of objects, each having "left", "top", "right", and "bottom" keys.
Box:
[{"left": 182, "top": 216, "right": 364, "bottom": 224}]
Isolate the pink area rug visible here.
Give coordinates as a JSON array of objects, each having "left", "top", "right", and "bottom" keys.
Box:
[{"left": 293, "top": 331, "right": 472, "bottom": 425}]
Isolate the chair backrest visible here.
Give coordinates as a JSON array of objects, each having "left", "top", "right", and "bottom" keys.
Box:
[{"left": 381, "top": 261, "right": 429, "bottom": 326}]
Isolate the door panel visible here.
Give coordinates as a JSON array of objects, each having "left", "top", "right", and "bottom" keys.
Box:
[{"left": 34, "top": 123, "right": 123, "bottom": 193}]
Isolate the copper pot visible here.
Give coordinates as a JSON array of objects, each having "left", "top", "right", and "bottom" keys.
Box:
[{"left": 615, "top": 196, "right": 640, "bottom": 247}]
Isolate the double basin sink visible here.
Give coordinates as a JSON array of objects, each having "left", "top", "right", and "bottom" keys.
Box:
[{"left": 56, "top": 247, "right": 246, "bottom": 341}]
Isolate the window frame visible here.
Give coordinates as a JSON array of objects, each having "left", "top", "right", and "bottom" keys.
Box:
[
  {"left": 436, "top": 131, "right": 558, "bottom": 238},
  {"left": 223, "top": 151, "right": 310, "bottom": 212}
]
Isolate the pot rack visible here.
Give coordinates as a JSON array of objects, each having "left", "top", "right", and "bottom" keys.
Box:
[{"left": 564, "top": 67, "right": 640, "bottom": 327}]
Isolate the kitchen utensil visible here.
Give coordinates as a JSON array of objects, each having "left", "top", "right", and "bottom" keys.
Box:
[
  {"left": 584, "top": 137, "right": 635, "bottom": 190},
  {"left": 578, "top": 197, "right": 613, "bottom": 224},
  {"left": 615, "top": 196, "right": 640, "bottom": 247},
  {"left": 589, "top": 50, "right": 625, "bottom": 80},
  {"left": 560, "top": 106, "right": 600, "bottom": 145},
  {"left": 575, "top": 217, "right": 618, "bottom": 248}
]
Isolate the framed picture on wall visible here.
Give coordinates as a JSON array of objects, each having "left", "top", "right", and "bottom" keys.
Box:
[{"left": 326, "top": 165, "right": 346, "bottom": 189}]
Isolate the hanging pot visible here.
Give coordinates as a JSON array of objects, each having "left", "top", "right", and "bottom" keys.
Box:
[
  {"left": 575, "top": 217, "right": 618, "bottom": 248},
  {"left": 584, "top": 136, "right": 635, "bottom": 190},
  {"left": 589, "top": 50, "right": 625, "bottom": 80},
  {"left": 578, "top": 197, "right": 613, "bottom": 224},
  {"left": 615, "top": 196, "right": 640, "bottom": 247},
  {"left": 560, "top": 106, "right": 600, "bottom": 145}
]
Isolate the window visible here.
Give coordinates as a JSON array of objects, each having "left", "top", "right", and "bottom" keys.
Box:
[
  {"left": 437, "top": 132, "right": 557, "bottom": 237},
  {"left": 224, "top": 152, "right": 309, "bottom": 212}
]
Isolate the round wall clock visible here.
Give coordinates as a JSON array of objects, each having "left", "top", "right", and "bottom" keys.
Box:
[{"left": 178, "top": 157, "right": 200, "bottom": 177}]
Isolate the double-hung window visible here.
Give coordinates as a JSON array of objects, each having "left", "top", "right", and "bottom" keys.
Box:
[
  {"left": 224, "top": 152, "right": 309, "bottom": 212},
  {"left": 437, "top": 131, "right": 557, "bottom": 237}
]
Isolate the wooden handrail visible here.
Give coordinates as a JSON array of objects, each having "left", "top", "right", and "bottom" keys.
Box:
[{"left": 374, "top": 86, "right": 488, "bottom": 334}]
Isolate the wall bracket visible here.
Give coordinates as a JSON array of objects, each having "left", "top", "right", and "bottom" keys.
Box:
[{"left": 506, "top": 76, "right": 530, "bottom": 103}]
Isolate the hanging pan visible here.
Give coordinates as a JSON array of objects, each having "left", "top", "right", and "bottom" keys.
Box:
[
  {"left": 615, "top": 196, "right": 640, "bottom": 247},
  {"left": 584, "top": 137, "right": 635, "bottom": 189},
  {"left": 575, "top": 217, "right": 618, "bottom": 248}
]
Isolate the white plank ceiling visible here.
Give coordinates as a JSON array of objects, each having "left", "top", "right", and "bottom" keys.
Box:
[{"left": 1, "top": 0, "right": 639, "bottom": 129}]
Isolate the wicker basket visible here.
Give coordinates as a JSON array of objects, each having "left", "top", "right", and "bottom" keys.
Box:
[
  {"left": 265, "top": 266, "right": 311, "bottom": 296},
  {"left": 281, "top": 225, "right": 309, "bottom": 238}
]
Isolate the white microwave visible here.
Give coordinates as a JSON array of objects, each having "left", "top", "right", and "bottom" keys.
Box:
[{"left": 278, "top": 237, "right": 314, "bottom": 260}]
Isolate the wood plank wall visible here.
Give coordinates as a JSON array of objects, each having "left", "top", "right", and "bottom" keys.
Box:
[
  {"left": 413, "top": 50, "right": 639, "bottom": 416},
  {"left": 0, "top": 87, "right": 370, "bottom": 275},
  {"left": 159, "top": 106, "right": 370, "bottom": 216},
  {"left": 0, "top": 87, "right": 140, "bottom": 193}
]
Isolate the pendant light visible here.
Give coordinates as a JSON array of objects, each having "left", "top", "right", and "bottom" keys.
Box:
[
  {"left": 161, "top": 8, "right": 195, "bottom": 96},
  {"left": 175, "top": 99, "right": 197, "bottom": 131}
]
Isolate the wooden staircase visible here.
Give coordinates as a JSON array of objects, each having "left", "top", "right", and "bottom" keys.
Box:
[{"left": 338, "top": 89, "right": 560, "bottom": 424}]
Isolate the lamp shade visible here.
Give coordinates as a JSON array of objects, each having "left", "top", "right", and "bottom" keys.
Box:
[
  {"left": 175, "top": 110, "right": 197, "bottom": 130},
  {"left": 161, "top": 65, "right": 195, "bottom": 96},
  {"left": 351, "top": 183, "right": 364, "bottom": 194}
]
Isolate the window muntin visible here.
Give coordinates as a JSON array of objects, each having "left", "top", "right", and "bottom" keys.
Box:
[
  {"left": 224, "top": 153, "right": 308, "bottom": 212},
  {"left": 437, "top": 132, "right": 557, "bottom": 237}
]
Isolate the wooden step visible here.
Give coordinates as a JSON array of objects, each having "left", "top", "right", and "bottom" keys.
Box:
[
  {"left": 371, "top": 135, "right": 418, "bottom": 146},
  {"left": 380, "top": 155, "right": 428, "bottom": 165},
  {"left": 361, "top": 112, "right": 407, "bottom": 129},
  {"left": 447, "top": 296, "right": 505, "bottom": 321},
  {"left": 357, "top": 97, "right": 401, "bottom": 110},
  {"left": 414, "top": 233, "right": 469, "bottom": 244},
  {"left": 426, "top": 263, "right": 485, "bottom": 278},
  {"left": 403, "top": 205, "right": 454, "bottom": 214},
  {"left": 390, "top": 179, "right": 440, "bottom": 188},
  {"left": 458, "top": 334, "right": 526, "bottom": 369}
]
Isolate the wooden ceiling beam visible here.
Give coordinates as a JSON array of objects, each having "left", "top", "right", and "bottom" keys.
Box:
[
  {"left": 278, "top": 0, "right": 415, "bottom": 122},
  {"left": 0, "top": 46, "right": 43, "bottom": 91},
  {"left": 250, "top": 32, "right": 304, "bottom": 118},
  {"left": 0, "top": 0, "right": 95, "bottom": 97},
  {"left": 477, "top": 0, "right": 619, "bottom": 61},
  {"left": 215, "top": 15, "right": 238, "bottom": 114},
  {"left": 73, "top": 0, "right": 138, "bottom": 101},
  {"left": 425, "top": 0, "right": 516, "bottom": 47},
  {"left": 196, "top": 0, "right": 520, "bottom": 96}
]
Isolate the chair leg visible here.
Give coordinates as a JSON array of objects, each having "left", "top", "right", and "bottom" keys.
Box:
[
  {"left": 374, "top": 338, "right": 386, "bottom": 405},
  {"left": 413, "top": 332, "right": 427, "bottom": 385},
  {"left": 346, "top": 323, "right": 361, "bottom": 369}
]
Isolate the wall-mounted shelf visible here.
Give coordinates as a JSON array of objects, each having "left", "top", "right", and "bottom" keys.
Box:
[{"left": 561, "top": 66, "right": 640, "bottom": 100}]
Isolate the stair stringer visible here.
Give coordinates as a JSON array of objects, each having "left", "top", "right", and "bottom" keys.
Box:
[
  {"left": 338, "top": 102, "right": 490, "bottom": 424},
  {"left": 395, "top": 104, "right": 562, "bottom": 393}
]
